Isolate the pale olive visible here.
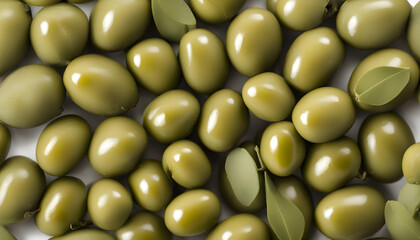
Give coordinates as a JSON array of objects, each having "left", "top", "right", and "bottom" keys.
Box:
[
  {"left": 179, "top": 28, "right": 229, "bottom": 94},
  {"left": 359, "top": 112, "right": 415, "bottom": 183},
  {"left": 0, "top": 64, "right": 65, "bottom": 128},
  {"left": 36, "top": 115, "right": 91, "bottom": 176},
  {"left": 189, "top": 0, "right": 246, "bottom": 23},
  {"left": 408, "top": 2, "right": 420, "bottom": 60},
  {"left": 403, "top": 142, "right": 420, "bottom": 184},
  {"left": 143, "top": 90, "right": 200, "bottom": 143},
  {"left": 63, "top": 54, "right": 139, "bottom": 116},
  {"left": 115, "top": 211, "right": 171, "bottom": 240},
  {"left": 0, "top": 156, "right": 46, "bottom": 226},
  {"left": 50, "top": 228, "right": 115, "bottom": 240},
  {"left": 315, "top": 185, "right": 386, "bottom": 240},
  {"left": 226, "top": 8, "right": 282, "bottom": 77},
  {"left": 162, "top": 140, "right": 211, "bottom": 188},
  {"left": 164, "top": 189, "right": 221, "bottom": 236},
  {"left": 23, "top": 0, "right": 60, "bottom": 6},
  {"left": 0, "top": 123, "right": 11, "bottom": 164}
]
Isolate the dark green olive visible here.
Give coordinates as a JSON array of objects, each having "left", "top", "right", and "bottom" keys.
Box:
[
  {"left": 402, "top": 142, "right": 420, "bottom": 184},
  {"left": 115, "top": 211, "right": 171, "bottom": 240},
  {"left": 408, "top": 2, "right": 420, "bottom": 60},
  {"left": 50, "top": 228, "right": 115, "bottom": 240},
  {"left": 189, "top": 0, "right": 246, "bottom": 23},
  {"left": 0, "top": 123, "right": 11, "bottom": 164}
]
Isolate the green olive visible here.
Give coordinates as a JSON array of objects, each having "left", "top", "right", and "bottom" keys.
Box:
[
  {"left": 87, "top": 178, "right": 133, "bottom": 230},
  {"left": 226, "top": 8, "right": 282, "bottom": 77},
  {"left": 283, "top": 27, "right": 345, "bottom": 92},
  {"left": 90, "top": 0, "right": 151, "bottom": 51},
  {"left": 36, "top": 115, "right": 91, "bottom": 176},
  {"left": 63, "top": 54, "right": 139, "bottom": 116},
  {"left": 179, "top": 28, "right": 229, "bottom": 94},
  {"left": 67, "top": 0, "right": 94, "bottom": 3},
  {"left": 50, "top": 228, "right": 115, "bottom": 240},
  {"left": 242, "top": 72, "right": 295, "bottom": 122},
  {"left": 164, "top": 189, "right": 221, "bottom": 236},
  {"left": 189, "top": 0, "right": 246, "bottom": 23},
  {"left": 403, "top": 142, "right": 420, "bottom": 184},
  {"left": 23, "top": 0, "right": 60, "bottom": 6},
  {"left": 35, "top": 176, "right": 87, "bottom": 236},
  {"left": 0, "top": 64, "right": 65, "bottom": 128},
  {"left": 336, "top": 0, "right": 411, "bottom": 49},
  {"left": 302, "top": 137, "right": 361, "bottom": 193},
  {"left": 30, "top": 3, "right": 88, "bottom": 66},
  {"left": 128, "top": 159, "right": 173, "bottom": 211},
  {"left": 408, "top": 2, "right": 420, "bottom": 60},
  {"left": 292, "top": 87, "right": 356, "bottom": 143},
  {"left": 143, "top": 89, "right": 200, "bottom": 143},
  {"left": 315, "top": 185, "right": 386, "bottom": 240},
  {"left": 198, "top": 89, "right": 249, "bottom": 152},
  {"left": 0, "top": 156, "right": 46, "bottom": 226},
  {"left": 126, "top": 38, "right": 180, "bottom": 95},
  {"left": 89, "top": 116, "right": 147, "bottom": 177},
  {"left": 115, "top": 211, "right": 171, "bottom": 240},
  {"left": 162, "top": 140, "right": 211, "bottom": 188},
  {"left": 0, "top": 123, "right": 11, "bottom": 164}
]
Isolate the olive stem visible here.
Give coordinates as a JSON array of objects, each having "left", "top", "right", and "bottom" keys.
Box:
[
  {"left": 70, "top": 219, "right": 92, "bottom": 231},
  {"left": 254, "top": 145, "right": 267, "bottom": 172},
  {"left": 23, "top": 209, "right": 40, "bottom": 220},
  {"left": 324, "top": 0, "right": 346, "bottom": 20},
  {"left": 357, "top": 171, "right": 367, "bottom": 180}
]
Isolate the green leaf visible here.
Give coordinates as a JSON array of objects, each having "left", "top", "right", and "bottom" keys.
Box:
[
  {"left": 0, "top": 226, "right": 16, "bottom": 240},
  {"left": 398, "top": 183, "right": 420, "bottom": 220},
  {"left": 225, "top": 148, "right": 260, "bottom": 207},
  {"left": 354, "top": 66, "right": 410, "bottom": 106},
  {"left": 385, "top": 201, "right": 420, "bottom": 240},
  {"left": 265, "top": 172, "right": 305, "bottom": 240}
]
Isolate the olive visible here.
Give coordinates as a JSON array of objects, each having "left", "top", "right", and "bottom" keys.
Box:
[
  {"left": 50, "top": 228, "right": 115, "bottom": 240},
  {"left": 0, "top": 64, "right": 65, "bottom": 128},
  {"left": 67, "top": 0, "right": 94, "bottom": 3},
  {"left": 128, "top": 159, "right": 173, "bottom": 211},
  {"left": 143, "top": 90, "right": 200, "bottom": 143},
  {"left": 189, "top": 0, "right": 246, "bottom": 23},
  {"left": 315, "top": 185, "right": 386, "bottom": 240},
  {"left": 359, "top": 112, "right": 414, "bottom": 183},
  {"left": 408, "top": 2, "right": 420, "bottom": 60},
  {"left": 63, "top": 54, "right": 139, "bottom": 116},
  {"left": 164, "top": 189, "right": 221, "bottom": 236},
  {"left": 226, "top": 8, "right": 282, "bottom": 77},
  {"left": 90, "top": 0, "right": 151, "bottom": 52},
  {"left": 292, "top": 87, "right": 356, "bottom": 143},
  {"left": 198, "top": 89, "right": 249, "bottom": 152},
  {"left": 36, "top": 115, "right": 91, "bottom": 176},
  {"left": 126, "top": 38, "right": 180, "bottom": 95},
  {"left": 35, "top": 176, "right": 87, "bottom": 236},
  {"left": 242, "top": 72, "right": 295, "bottom": 122},
  {"left": 336, "top": 0, "right": 411, "bottom": 49},
  {"left": 0, "top": 123, "right": 11, "bottom": 164},
  {"left": 0, "top": 156, "right": 46, "bottom": 226},
  {"left": 88, "top": 116, "right": 147, "bottom": 177},
  {"left": 162, "top": 140, "right": 211, "bottom": 188},
  {"left": 179, "top": 28, "right": 229, "bottom": 94},
  {"left": 403, "top": 142, "right": 420, "bottom": 184},
  {"left": 23, "top": 0, "right": 60, "bottom": 6},
  {"left": 115, "top": 211, "right": 171, "bottom": 240},
  {"left": 283, "top": 27, "right": 345, "bottom": 92},
  {"left": 266, "top": 0, "right": 278, "bottom": 12}
]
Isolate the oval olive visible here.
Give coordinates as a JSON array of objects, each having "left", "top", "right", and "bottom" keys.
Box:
[
  {"left": 0, "top": 123, "right": 11, "bottom": 164},
  {"left": 36, "top": 115, "right": 91, "bottom": 176},
  {"left": 336, "top": 0, "right": 411, "bottom": 49},
  {"left": 198, "top": 89, "right": 249, "bottom": 152},
  {"left": 403, "top": 142, "right": 420, "bottom": 184},
  {"left": 0, "top": 64, "right": 65, "bottom": 128},
  {"left": 179, "top": 28, "right": 229, "bottom": 94},
  {"left": 164, "top": 189, "right": 221, "bottom": 236},
  {"left": 115, "top": 211, "right": 171, "bottom": 240},
  {"left": 143, "top": 89, "right": 200, "bottom": 143},
  {"left": 292, "top": 87, "right": 356, "bottom": 143},
  {"left": 50, "top": 228, "right": 115, "bottom": 240},
  {"left": 315, "top": 185, "right": 386, "bottom": 240},
  {"left": 162, "top": 140, "right": 211, "bottom": 188},
  {"left": 35, "top": 176, "right": 87, "bottom": 236},
  {"left": 226, "top": 8, "right": 282, "bottom": 77},
  {"left": 0, "top": 156, "right": 46, "bottom": 226},
  {"left": 359, "top": 112, "right": 415, "bottom": 183},
  {"left": 189, "top": 0, "right": 246, "bottom": 23},
  {"left": 23, "top": 0, "right": 60, "bottom": 6},
  {"left": 408, "top": 2, "right": 420, "bottom": 60},
  {"left": 63, "top": 54, "right": 139, "bottom": 116}
]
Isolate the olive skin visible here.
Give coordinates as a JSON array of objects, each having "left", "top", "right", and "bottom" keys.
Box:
[
  {"left": 189, "top": 0, "right": 246, "bottom": 23},
  {"left": 315, "top": 185, "right": 386, "bottom": 240},
  {"left": 0, "top": 123, "right": 11, "bottom": 164},
  {"left": 179, "top": 28, "right": 229, "bottom": 94},
  {"left": 50, "top": 228, "right": 115, "bottom": 240},
  {"left": 198, "top": 89, "right": 249, "bottom": 152},
  {"left": 128, "top": 159, "right": 173, "bottom": 211},
  {"left": 162, "top": 140, "right": 211, "bottom": 188},
  {"left": 126, "top": 38, "right": 180, "bottom": 95},
  {"left": 35, "top": 177, "right": 87, "bottom": 236},
  {"left": 90, "top": 0, "right": 151, "bottom": 52},
  {"left": 164, "top": 189, "right": 221, "bottom": 236},
  {"left": 36, "top": 115, "right": 91, "bottom": 176},
  {"left": 348, "top": 49, "right": 420, "bottom": 112},
  {"left": 206, "top": 214, "right": 270, "bottom": 240},
  {"left": 67, "top": 0, "right": 94, "bottom": 3},
  {"left": 0, "top": 156, "right": 46, "bottom": 226},
  {"left": 266, "top": 0, "right": 278, "bottom": 12},
  {"left": 302, "top": 137, "right": 362, "bottom": 193},
  {"left": 226, "top": 8, "right": 282, "bottom": 77},
  {"left": 0, "top": 64, "right": 65, "bottom": 128},
  {"left": 23, "top": 0, "right": 60, "bottom": 6},
  {"left": 63, "top": 54, "right": 139, "bottom": 116},
  {"left": 292, "top": 87, "right": 356, "bottom": 143},
  {"left": 87, "top": 178, "right": 133, "bottom": 230},
  {"left": 283, "top": 27, "right": 345, "bottom": 92},
  {"left": 408, "top": 2, "right": 420, "bottom": 60},
  {"left": 242, "top": 72, "right": 295, "bottom": 122},
  {"left": 403, "top": 142, "right": 420, "bottom": 184},
  {"left": 143, "top": 90, "right": 200, "bottom": 143},
  {"left": 115, "top": 212, "right": 171, "bottom": 240},
  {"left": 336, "top": 0, "right": 411, "bottom": 50}
]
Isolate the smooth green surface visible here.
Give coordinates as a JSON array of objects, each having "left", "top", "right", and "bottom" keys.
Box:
[
  {"left": 398, "top": 183, "right": 420, "bottom": 220},
  {"left": 0, "top": 123, "right": 11, "bottom": 165},
  {"left": 408, "top": 2, "right": 420, "bottom": 60},
  {"left": 115, "top": 212, "right": 171, "bottom": 240},
  {"left": 0, "top": 226, "right": 16, "bottom": 240},
  {"left": 385, "top": 201, "right": 420, "bottom": 240},
  {"left": 50, "top": 228, "right": 115, "bottom": 240},
  {"left": 190, "top": 0, "right": 246, "bottom": 23},
  {"left": 23, "top": 0, "right": 59, "bottom": 6},
  {"left": 403, "top": 142, "right": 420, "bottom": 184},
  {"left": 67, "top": 0, "right": 94, "bottom": 3}
]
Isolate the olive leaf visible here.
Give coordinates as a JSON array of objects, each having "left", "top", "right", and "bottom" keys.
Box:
[
  {"left": 0, "top": 226, "right": 16, "bottom": 240},
  {"left": 265, "top": 172, "right": 305, "bottom": 240},
  {"left": 354, "top": 66, "right": 410, "bottom": 106},
  {"left": 398, "top": 183, "right": 420, "bottom": 219},
  {"left": 385, "top": 201, "right": 420, "bottom": 240}
]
